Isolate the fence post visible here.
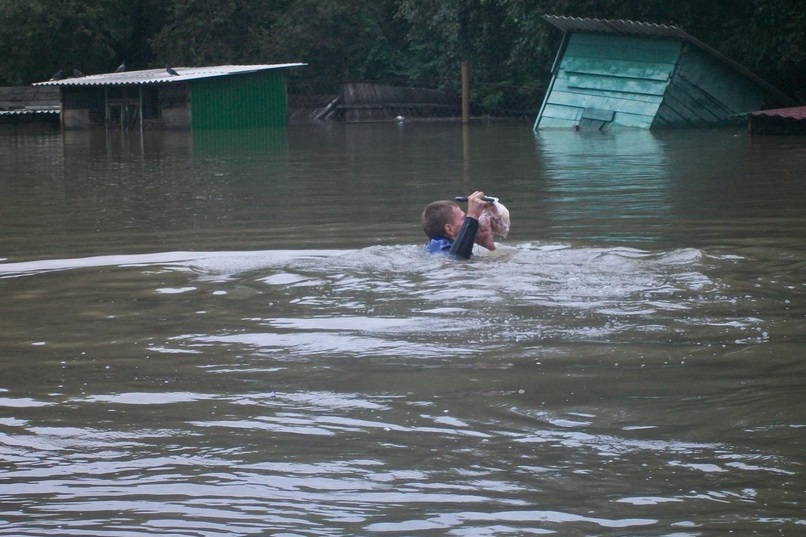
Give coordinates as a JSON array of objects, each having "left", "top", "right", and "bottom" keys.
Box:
[{"left": 461, "top": 61, "right": 470, "bottom": 124}]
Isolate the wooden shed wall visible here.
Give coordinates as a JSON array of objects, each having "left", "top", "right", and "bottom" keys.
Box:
[
  {"left": 191, "top": 71, "right": 287, "bottom": 129},
  {"left": 157, "top": 84, "right": 191, "bottom": 129},
  {"left": 651, "top": 46, "right": 765, "bottom": 128},
  {"left": 0, "top": 86, "right": 59, "bottom": 110},
  {"left": 535, "top": 33, "right": 680, "bottom": 129},
  {"left": 62, "top": 87, "right": 106, "bottom": 129}
]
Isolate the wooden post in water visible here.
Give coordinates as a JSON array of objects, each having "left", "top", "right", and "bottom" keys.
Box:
[{"left": 461, "top": 61, "right": 470, "bottom": 124}]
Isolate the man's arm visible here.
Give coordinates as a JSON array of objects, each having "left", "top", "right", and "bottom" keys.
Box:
[{"left": 448, "top": 216, "right": 479, "bottom": 259}]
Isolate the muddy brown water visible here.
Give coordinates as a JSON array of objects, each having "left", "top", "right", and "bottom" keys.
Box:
[{"left": 1, "top": 123, "right": 804, "bottom": 535}]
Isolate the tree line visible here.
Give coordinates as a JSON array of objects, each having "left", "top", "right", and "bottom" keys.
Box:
[{"left": 1, "top": 0, "right": 803, "bottom": 102}]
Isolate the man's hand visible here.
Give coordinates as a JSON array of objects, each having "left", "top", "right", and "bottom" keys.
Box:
[{"left": 465, "top": 191, "right": 491, "bottom": 220}]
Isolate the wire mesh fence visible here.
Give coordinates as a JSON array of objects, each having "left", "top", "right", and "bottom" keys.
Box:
[{"left": 288, "top": 77, "right": 543, "bottom": 123}]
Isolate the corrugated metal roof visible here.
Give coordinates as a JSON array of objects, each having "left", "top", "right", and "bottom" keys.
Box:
[
  {"left": 542, "top": 15, "right": 794, "bottom": 106},
  {"left": 543, "top": 15, "right": 689, "bottom": 39},
  {"left": 33, "top": 63, "right": 305, "bottom": 87},
  {"left": 747, "top": 106, "right": 806, "bottom": 120},
  {"left": 0, "top": 108, "right": 59, "bottom": 116}
]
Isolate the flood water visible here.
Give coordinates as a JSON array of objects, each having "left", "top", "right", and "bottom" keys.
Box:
[{"left": 1, "top": 122, "right": 804, "bottom": 536}]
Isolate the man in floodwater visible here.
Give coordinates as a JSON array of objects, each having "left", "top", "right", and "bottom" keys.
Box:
[{"left": 422, "top": 191, "right": 492, "bottom": 259}]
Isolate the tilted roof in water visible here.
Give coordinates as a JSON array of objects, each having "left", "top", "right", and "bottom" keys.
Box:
[
  {"left": 745, "top": 105, "right": 806, "bottom": 134},
  {"left": 747, "top": 105, "right": 806, "bottom": 119},
  {"left": 33, "top": 63, "right": 306, "bottom": 87}
]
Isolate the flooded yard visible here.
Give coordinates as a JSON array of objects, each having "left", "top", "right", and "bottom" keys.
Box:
[{"left": 1, "top": 123, "right": 804, "bottom": 535}]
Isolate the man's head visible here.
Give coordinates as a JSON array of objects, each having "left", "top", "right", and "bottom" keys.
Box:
[{"left": 422, "top": 200, "right": 465, "bottom": 240}]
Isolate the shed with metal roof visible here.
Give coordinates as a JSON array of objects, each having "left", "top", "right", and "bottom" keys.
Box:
[
  {"left": 746, "top": 106, "right": 806, "bottom": 135},
  {"left": 534, "top": 16, "right": 793, "bottom": 131},
  {"left": 0, "top": 86, "right": 60, "bottom": 128},
  {"left": 34, "top": 64, "right": 305, "bottom": 130}
]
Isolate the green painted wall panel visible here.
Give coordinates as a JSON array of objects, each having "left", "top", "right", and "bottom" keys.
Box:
[
  {"left": 539, "top": 103, "right": 655, "bottom": 129},
  {"left": 565, "top": 33, "right": 682, "bottom": 63},
  {"left": 651, "top": 46, "right": 761, "bottom": 128},
  {"left": 674, "top": 47, "right": 764, "bottom": 114},
  {"left": 653, "top": 102, "right": 699, "bottom": 128},
  {"left": 566, "top": 73, "right": 668, "bottom": 96},
  {"left": 536, "top": 32, "right": 676, "bottom": 129},
  {"left": 548, "top": 89, "right": 661, "bottom": 117},
  {"left": 652, "top": 77, "right": 733, "bottom": 128},
  {"left": 551, "top": 79, "right": 664, "bottom": 103},
  {"left": 540, "top": 103, "right": 583, "bottom": 121},
  {"left": 191, "top": 71, "right": 288, "bottom": 130},
  {"left": 561, "top": 57, "right": 674, "bottom": 81},
  {"left": 537, "top": 115, "right": 580, "bottom": 128},
  {"left": 540, "top": 92, "right": 657, "bottom": 129}
]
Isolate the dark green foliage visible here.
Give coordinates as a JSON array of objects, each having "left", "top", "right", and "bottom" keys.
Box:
[
  {"left": 264, "top": 0, "right": 406, "bottom": 81},
  {"left": 0, "top": 0, "right": 171, "bottom": 83},
  {"left": 0, "top": 0, "right": 802, "bottom": 102},
  {"left": 150, "top": 0, "right": 289, "bottom": 66}
]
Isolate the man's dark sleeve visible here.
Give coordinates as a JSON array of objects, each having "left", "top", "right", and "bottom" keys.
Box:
[{"left": 448, "top": 217, "right": 479, "bottom": 259}]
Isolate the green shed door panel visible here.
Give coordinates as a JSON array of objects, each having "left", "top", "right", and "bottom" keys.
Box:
[{"left": 191, "top": 71, "right": 287, "bottom": 129}]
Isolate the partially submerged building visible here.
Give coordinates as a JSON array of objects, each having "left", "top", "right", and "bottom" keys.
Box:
[
  {"left": 746, "top": 106, "right": 806, "bottom": 135},
  {"left": 34, "top": 64, "right": 305, "bottom": 130},
  {"left": 308, "top": 82, "right": 461, "bottom": 122},
  {"left": 534, "top": 16, "right": 793, "bottom": 130},
  {"left": 0, "top": 86, "right": 60, "bottom": 128}
]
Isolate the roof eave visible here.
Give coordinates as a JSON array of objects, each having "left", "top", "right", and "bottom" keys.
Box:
[{"left": 33, "top": 63, "right": 307, "bottom": 88}]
